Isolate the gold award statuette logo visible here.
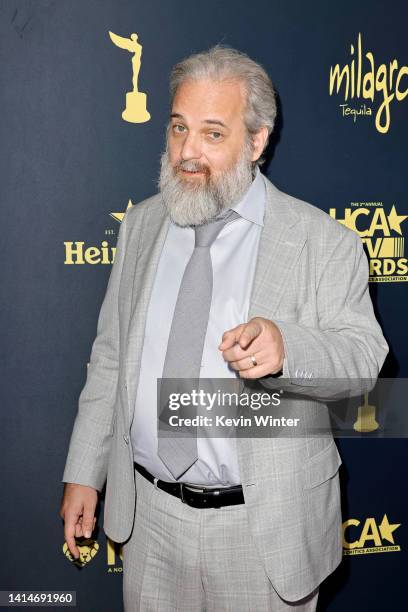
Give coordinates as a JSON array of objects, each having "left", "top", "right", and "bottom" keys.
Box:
[
  {"left": 353, "top": 392, "right": 379, "bottom": 433},
  {"left": 109, "top": 30, "right": 151, "bottom": 123},
  {"left": 63, "top": 538, "right": 99, "bottom": 567}
]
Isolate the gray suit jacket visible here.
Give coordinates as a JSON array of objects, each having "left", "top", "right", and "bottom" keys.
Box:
[{"left": 62, "top": 175, "right": 388, "bottom": 601}]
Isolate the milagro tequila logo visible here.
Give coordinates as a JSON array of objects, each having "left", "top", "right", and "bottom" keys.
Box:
[
  {"left": 330, "top": 202, "right": 408, "bottom": 282},
  {"left": 64, "top": 201, "right": 133, "bottom": 265},
  {"left": 329, "top": 32, "right": 408, "bottom": 133}
]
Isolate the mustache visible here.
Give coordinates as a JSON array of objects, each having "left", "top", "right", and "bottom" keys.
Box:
[{"left": 174, "top": 160, "right": 210, "bottom": 175}]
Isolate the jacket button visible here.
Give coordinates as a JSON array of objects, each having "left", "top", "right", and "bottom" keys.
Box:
[{"left": 123, "top": 434, "right": 129, "bottom": 444}]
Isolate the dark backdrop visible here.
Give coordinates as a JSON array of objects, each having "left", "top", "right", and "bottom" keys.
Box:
[{"left": 1, "top": 1, "right": 406, "bottom": 610}]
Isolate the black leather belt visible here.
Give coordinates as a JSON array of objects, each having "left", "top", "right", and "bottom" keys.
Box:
[{"left": 134, "top": 461, "right": 245, "bottom": 508}]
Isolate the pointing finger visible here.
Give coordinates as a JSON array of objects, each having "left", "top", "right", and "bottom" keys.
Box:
[
  {"left": 218, "top": 324, "right": 246, "bottom": 350},
  {"left": 238, "top": 319, "right": 263, "bottom": 350}
]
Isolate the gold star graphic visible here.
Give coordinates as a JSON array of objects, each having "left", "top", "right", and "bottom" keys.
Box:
[
  {"left": 110, "top": 199, "right": 134, "bottom": 223},
  {"left": 388, "top": 205, "right": 408, "bottom": 235},
  {"left": 378, "top": 514, "right": 400, "bottom": 544}
]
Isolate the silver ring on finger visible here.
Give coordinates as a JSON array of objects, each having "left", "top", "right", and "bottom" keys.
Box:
[{"left": 249, "top": 354, "right": 258, "bottom": 367}]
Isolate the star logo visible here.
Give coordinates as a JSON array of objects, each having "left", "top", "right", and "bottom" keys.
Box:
[
  {"left": 110, "top": 199, "right": 134, "bottom": 223},
  {"left": 378, "top": 514, "right": 401, "bottom": 544},
  {"left": 387, "top": 205, "right": 408, "bottom": 235}
]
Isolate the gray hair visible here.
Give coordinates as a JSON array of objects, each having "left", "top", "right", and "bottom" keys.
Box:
[{"left": 168, "top": 44, "right": 277, "bottom": 166}]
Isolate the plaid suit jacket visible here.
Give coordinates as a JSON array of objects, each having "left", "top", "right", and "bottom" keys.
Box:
[{"left": 62, "top": 174, "right": 388, "bottom": 600}]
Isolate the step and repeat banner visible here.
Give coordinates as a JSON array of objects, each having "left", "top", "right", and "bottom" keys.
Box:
[{"left": 1, "top": 1, "right": 406, "bottom": 610}]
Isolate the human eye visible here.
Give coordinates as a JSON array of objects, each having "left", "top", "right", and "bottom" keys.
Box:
[
  {"left": 172, "top": 124, "right": 186, "bottom": 134},
  {"left": 209, "top": 131, "right": 223, "bottom": 141}
]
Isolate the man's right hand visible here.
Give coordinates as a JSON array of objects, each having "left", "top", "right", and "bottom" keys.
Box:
[{"left": 59, "top": 483, "right": 98, "bottom": 560}]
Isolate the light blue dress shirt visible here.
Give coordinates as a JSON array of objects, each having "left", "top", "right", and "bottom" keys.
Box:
[{"left": 130, "top": 166, "right": 266, "bottom": 486}]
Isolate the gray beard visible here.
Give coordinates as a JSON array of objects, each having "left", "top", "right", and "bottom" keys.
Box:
[{"left": 158, "top": 141, "right": 255, "bottom": 227}]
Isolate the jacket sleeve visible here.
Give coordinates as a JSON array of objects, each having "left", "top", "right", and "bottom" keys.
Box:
[
  {"left": 259, "top": 229, "right": 389, "bottom": 400},
  {"left": 61, "top": 211, "right": 129, "bottom": 491}
]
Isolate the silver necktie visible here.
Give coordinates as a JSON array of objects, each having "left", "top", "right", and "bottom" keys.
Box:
[{"left": 157, "top": 208, "right": 240, "bottom": 479}]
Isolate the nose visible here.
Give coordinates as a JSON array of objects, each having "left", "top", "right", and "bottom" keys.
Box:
[{"left": 180, "top": 131, "right": 202, "bottom": 161}]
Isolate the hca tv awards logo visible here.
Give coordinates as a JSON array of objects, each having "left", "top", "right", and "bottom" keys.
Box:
[
  {"left": 64, "top": 30, "right": 148, "bottom": 265},
  {"left": 330, "top": 202, "right": 408, "bottom": 282},
  {"left": 329, "top": 32, "right": 407, "bottom": 133},
  {"left": 343, "top": 514, "right": 401, "bottom": 555}
]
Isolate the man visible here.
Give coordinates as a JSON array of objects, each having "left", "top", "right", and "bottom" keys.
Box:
[{"left": 60, "top": 45, "right": 388, "bottom": 611}]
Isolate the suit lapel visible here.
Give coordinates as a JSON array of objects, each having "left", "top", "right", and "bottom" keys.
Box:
[
  {"left": 247, "top": 175, "right": 306, "bottom": 321},
  {"left": 125, "top": 199, "right": 170, "bottom": 426},
  {"left": 238, "top": 175, "right": 307, "bottom": 484}
]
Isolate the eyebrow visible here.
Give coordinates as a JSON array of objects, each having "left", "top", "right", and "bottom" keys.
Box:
[{"left": 170, "top": 113, "right": 228, "bottom": 129}]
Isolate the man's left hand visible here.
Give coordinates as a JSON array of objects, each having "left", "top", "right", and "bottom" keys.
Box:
[{"left": 218, "top": 317, "right": 285, "bottom": 379}]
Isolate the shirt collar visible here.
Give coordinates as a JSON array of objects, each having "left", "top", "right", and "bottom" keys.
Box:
[{"left": 229, "top": 165, "right": 265, "bottom": 227}]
